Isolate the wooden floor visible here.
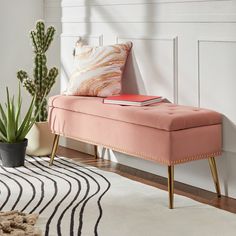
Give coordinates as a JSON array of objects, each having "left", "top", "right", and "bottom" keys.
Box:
[{"left": 57, "top": 146, "right": 236, "bottom": 213}]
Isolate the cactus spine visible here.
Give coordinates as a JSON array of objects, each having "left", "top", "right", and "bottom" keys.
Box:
[{"left": 17, "top": 21, "right": 58, "bottom": 122}]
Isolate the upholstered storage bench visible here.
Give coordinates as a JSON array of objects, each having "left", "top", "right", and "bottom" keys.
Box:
[{"left": 48, "top": 95, "right": 222, "bottom": 209}]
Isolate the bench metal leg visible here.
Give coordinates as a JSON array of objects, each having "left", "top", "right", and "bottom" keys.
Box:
[
  {"left": 49, "top": 134, "right": 60, "bottom": 166},
  {"left": 168, "top": 165, "right": 174, "bottom": 209},
  {"left": 94, "top": 145, "right": 98, "bottom": 159},
  {"left": 208, "top": 157, "right": 221, "bottom": 198}
]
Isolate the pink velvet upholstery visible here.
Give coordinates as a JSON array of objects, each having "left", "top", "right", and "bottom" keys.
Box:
[
  {"left": 49, "top": 95, "right": 221, "bottom": 131},
  {"left": 48, "top": 95, "right": 222, "bottom": 165}
]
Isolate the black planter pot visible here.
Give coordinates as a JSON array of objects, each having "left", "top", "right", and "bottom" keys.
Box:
[{"left": 0, "top": 139, "right": 28, "bottom": 167}]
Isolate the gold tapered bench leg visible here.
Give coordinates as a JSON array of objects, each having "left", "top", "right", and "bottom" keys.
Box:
[
  {"left": 208, "top": 157, "right": 221, "bottom": 198},
  {"left": 49, "top": 134, "right": 60, "bottom": 166},
  {"left": 168, "top": 165, "right": 174, "bottom": 209},
  {"left": 94, "top": 145, "right": 98, "bottom": 159}
]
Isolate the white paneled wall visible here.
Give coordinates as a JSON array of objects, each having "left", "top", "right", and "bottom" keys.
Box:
[{"left": 45, "top": 0, "right": 236, "bottom": 198}]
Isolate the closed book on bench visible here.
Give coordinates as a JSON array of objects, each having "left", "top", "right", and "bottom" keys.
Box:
[{"left": 103, "top": 94, "right": 163, "bottom": 106}]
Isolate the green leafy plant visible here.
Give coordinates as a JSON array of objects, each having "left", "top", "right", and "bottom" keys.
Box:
[
  {"left": 0, "top": 85, "right": 43, "bottom": 143},
  {"left": 17, "top": 21, "right": 58, "bottom": 122}
]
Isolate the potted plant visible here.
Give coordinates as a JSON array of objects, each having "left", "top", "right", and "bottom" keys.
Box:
[
  {"left": 17, "top": 21, "right": 58, "bottom": 156},
  {"left": 0, "top": 86, "right": 43, "bottom": 167}
]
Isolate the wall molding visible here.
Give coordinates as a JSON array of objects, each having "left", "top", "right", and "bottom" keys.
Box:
[
  {"left": 45, "top": 0, "right": 235, "bottom": 23},
  {"left": 46, "top": 0, "right": 231, "bottom": 8},
  {"left": 197, "top": 38, "right": 236, "bottom": 107},
  {"left": 60, "top": 34, "right": 104, "bottom": 46},
  {"left": 116, "top": 36, "right": 178, "bottom": 103},
  {"left": 47, "top": 20, "right": 236, "bottom": 24},
  {"left": 116, "top": 36, "right": 176, "bottom": 42}
]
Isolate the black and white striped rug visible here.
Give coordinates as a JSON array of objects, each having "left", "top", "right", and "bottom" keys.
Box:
[{"left": 0, "top": 156, "right": 236, "bottom": 236}]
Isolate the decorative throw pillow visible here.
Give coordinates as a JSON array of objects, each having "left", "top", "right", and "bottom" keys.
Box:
[{"left": 65, "top": 40, "right": 132, "bottom": 97}]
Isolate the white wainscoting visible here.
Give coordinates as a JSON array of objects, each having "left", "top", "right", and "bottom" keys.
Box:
[
  {"left": 117, "top": 36, "right": 178, "bottom": 102},
  {"left": 45, "top": 0, "right": 236, "bottom": 198}
]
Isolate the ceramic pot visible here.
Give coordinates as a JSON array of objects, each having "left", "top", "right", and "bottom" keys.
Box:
[
  {"left": 26, "top": 122, "right": 54, "bottom": 156},
  {"left": 0, "top": 139, "right": 28, "bottom": 167}
]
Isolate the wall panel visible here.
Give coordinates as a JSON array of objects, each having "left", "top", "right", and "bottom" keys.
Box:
[
  {"left": 117, "top": 36, "right": 178, "bottom": 102},
  {"left": 198, "top": 39, "right": 236, "bottom": 154},
  {"left": 45, "top": 0, "right": 236, "bottom": 198}
]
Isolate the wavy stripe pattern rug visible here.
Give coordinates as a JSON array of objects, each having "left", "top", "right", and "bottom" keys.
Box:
[{"left": 0, "top": 156, "right": 236, "bottom": 236}]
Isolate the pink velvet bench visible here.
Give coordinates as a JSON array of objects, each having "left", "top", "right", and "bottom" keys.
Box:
[{"left": 48, "top": 95, "right": 222, "bottom": 209}]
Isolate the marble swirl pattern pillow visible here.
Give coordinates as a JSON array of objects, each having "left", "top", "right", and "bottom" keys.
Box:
[{"left": 65, "top": 40, "right": 132, "bottom": 97}]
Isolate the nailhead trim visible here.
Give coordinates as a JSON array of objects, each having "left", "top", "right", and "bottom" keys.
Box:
[
  {"left": 170, "top": 151, "right": 222, "bottom": 165},
  {"left": 53, "top": 131, "right": 222, "bottom": 166}
]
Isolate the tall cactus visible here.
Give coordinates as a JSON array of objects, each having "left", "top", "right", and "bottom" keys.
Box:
[{"left": 17, "top": 21, "right": 58, "bottom": 122}]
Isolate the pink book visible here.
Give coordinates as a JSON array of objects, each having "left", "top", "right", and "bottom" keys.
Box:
[{"left": 103, "top": 94, "right": 163, "bottom": 106}]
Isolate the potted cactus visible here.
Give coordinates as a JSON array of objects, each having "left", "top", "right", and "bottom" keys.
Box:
[
  {"left": 17, "top": 21, "right": 58, "bottom": 156},
  {"left": 0, "top": 86, "right": 43, "bottom": 167}
]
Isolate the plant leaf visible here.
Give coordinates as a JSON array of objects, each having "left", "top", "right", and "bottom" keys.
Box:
[
  {"left": 15, "top": 83, "right": 22, "bottom": 131},
  {"left": 0, "top": 130, "right": 7, "bottom": 142},
  {"left": 6, "top": 87, "right": 15, "bottom": 143},
  {"left": 0, "top": 103, "right": 7, "bottom": 126},
  {"left": 17, "top": 95, "right": 36, "bottom": 141},
  {"left": 0, "top": 118, "right": 7, "bottom": 139},
  {"left": 18, "top": 92, "right": 46, "bottom": 140}
]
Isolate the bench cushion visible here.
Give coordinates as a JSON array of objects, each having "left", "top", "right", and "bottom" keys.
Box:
[{"left": 49, "top": 95, "right": 221, "bottom": 131}]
